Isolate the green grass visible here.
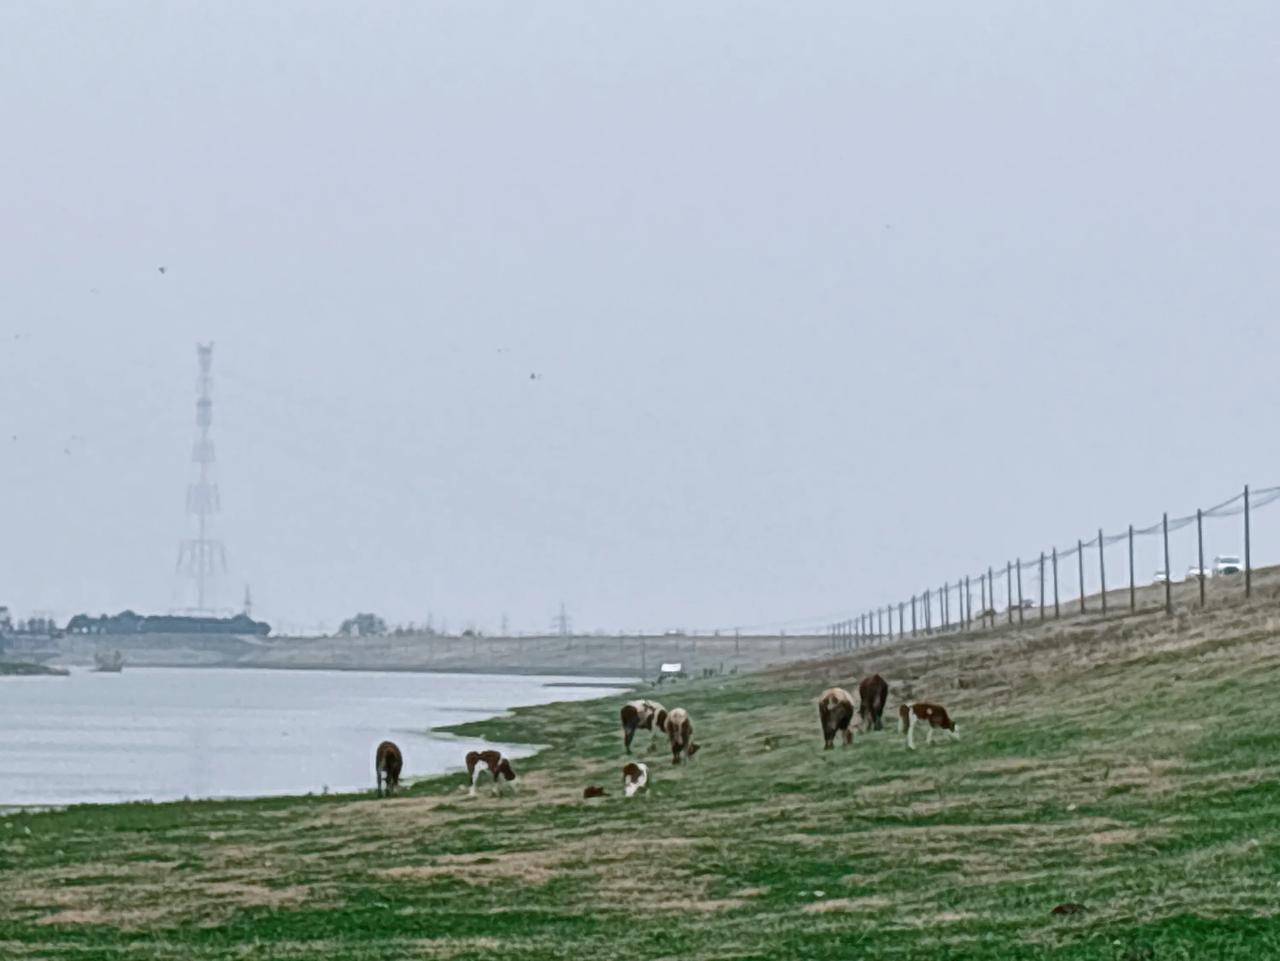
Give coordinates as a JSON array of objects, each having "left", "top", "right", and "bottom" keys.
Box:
[{"left": 2, "top": 604, "right": 1279, "bottom": 959}]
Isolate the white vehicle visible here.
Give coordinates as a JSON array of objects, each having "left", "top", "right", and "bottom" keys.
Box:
[
  {"left": 1185, "top": 565, "right": 1208, "bottom": 581},
  {"left": 1213, "top": 554, "right": 1242, "bottom": 576},
  {"left": 1153, "top": 570, "right": 1171, "bottom": 584}
]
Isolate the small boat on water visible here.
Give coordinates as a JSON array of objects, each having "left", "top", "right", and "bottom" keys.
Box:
[{"left": 93, "top": 650, "right": 125, "bottom": 673}]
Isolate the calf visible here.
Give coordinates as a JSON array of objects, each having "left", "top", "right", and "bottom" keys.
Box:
[
  {"left": 375, "top": 740, "right": 403, "bottom": 797},
  {"left": 622, "top": 761, "right": 649, "bottom": 797},
  {"left": 619, "top": 699, "right": 668, "bottom": 753},
  {"left": 465, "top": 750, "right": 518, "bottom": 797},
  {"left": 818, "top": 687, "right": 859, "bottom": 749},
  {"left": 898, "top": 702, "right": 960, "bottom": 750},
  {"left": 583, "top": 785, "right": 608, "bottom": 799},
  {"left": 858, "top": 674, "right": 890, "bottom": 731},
  {"left": 663, "top": 707, "right": 696, "bottom": 764}
]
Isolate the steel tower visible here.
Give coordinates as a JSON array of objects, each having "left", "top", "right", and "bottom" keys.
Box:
[{"left": 176, "top": 343, "right": 226, "bottom": 612}]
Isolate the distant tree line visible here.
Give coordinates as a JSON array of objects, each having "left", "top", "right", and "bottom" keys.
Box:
[{"left": 64, "top": 611, "right": 271, "bottom": 636}]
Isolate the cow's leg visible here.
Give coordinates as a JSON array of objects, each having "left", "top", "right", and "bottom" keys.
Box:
[
  {"left": 671, "top": 741, "right": 681, "bottom": 765},
  {"left": 469, "top": 768, "right": 482, "bottom": 797},
  {"left": 376, "top": 770, "right": 384, "bottom": 797},
  {"left": 926, "top": 725, "right": 935, "bottom": 745},
  {"left": 906, "top": 715, "right": 916, "bottom": 750},
  {"left": 623, "top": 723, "right": 636, "bottom": 754}
]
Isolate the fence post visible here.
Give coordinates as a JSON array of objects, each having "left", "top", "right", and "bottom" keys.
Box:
[
  {"left": 943, "top": 583, "right": 950, "bottom": 631},
  {"left": 1077, "top": 539, "right": 1086, "bottom": 613},
  {"left": 1197, "top": 508, "right": 1205, "bottom": 608},
  {"left": 1098, "top": 529, "right": 1107, "bottom": 616},
  {"left": 988, "top": 566, "right": 995, "bottom": 627},
  {"left": 1052, "top": 548, "right": 1060, "bottom": 619},
  {"left": 899, "top": 601, "right": 905, "bottom": 640},
  {"left": 911, "top": 595, "right": 917, "bottom": 636},
  {"left": 1163, "top": 512, "right": 1172, "bottom": 616},
  {"left": 1245, "top": 485, "right": 1252, "bottom": 599},
  {"left": 1039, "top": 552, "right": 1046, "bottom": 621},
  {"left": 965, "top": 576, "right": 972, "bottom": 630},
  {"left": 1016, "top": 559, "right": 1024, "bottom": 624},
  {"left": 877, "top": 607, "right": 884, "bottom": 640},
  {"left": 1006, "top": 562, "right": 1014, "bottom": 625},
  {"left": 1128, "top": 525, "right": 1136, "bottom": 613}
]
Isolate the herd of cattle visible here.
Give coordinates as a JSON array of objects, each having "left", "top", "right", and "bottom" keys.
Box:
[{"left": 372, "top": 672, "right": 959, "bottom": 799}]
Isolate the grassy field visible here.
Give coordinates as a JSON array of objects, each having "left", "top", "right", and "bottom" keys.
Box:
[{"left": 2, "top": 591, "right": 1279, "bottom": 959}]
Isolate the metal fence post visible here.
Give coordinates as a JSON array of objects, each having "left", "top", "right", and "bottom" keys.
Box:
[
  {"left": 1039, "top": 552, "right": 1046, "bottom": 621},
  {"left": 1245, "top": 485, "right": 1252, "bottom": 599},
  {"left": 1077, "top": 539, "right": 1086, "bottom": 613},
  {"left": 988, "top": 566, "right": 995, "bottom": 627},
  {"left": 1098, "top": 529, "right": 1107, "bottom": 616},
  {"left": 1197, "top": 508, "right": 1205, "bottom": 608},
  {"left": 1128, "top": 525, "right": 1135, "bottom": 613},
  {"left": 1006, "top": 562, "right": 1014, "bottom": 625},
  {"left": 965, "top": 576, "right": 972, "bottom": 630},
  {"left": 911, "top": 595, "right": 917, "bottom": 636},
  {"left": 1016, "top": 559, "right": 1024, "bottom": 624},
  {"left": 1163, "top": 512, "right": 1172, "bottom": 616},
  {"left": 1052, "top": 547, "right": 1060, "bottom": 619}
]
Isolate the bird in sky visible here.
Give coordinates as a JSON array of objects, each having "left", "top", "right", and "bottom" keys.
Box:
[{"left": 158, "top": 266, "right": 167, "bottom": 274}]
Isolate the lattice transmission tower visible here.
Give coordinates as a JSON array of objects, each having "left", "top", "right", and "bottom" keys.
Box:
[{"left": 176, "top": 343, "right": 227, "bottom": 612}]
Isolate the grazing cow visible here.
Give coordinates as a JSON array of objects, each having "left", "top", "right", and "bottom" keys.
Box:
[
  {"left": 465, "top": 750, "right": 518, "bottom": 797},
  {"left": 583, "top": 785, "right": 608, "bottom": 799},
  {"left": 375, "top": 740, "right": 403, "bottom": 797},
  {"left": 858, "top": 674, "right": 890, "bottom": 731},
  {"left": 622, "top": 761, "right": 649, "bottom": 797},
  {"left": 818, "top": 687, "right": 859, "bottom": 749},
  {"left": 898, "top": 702, "right": 960, "bottom": 750},
  {"left": 663, "top": 707, "right": 696, "bottom": 764},
  {"left": 619, "top": 699, "right": 668, "bottom": 753}
]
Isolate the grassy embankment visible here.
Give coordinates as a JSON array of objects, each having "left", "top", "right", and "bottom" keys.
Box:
[{"left": 2, "top": 585, "right": 1279, "bottom": 959}]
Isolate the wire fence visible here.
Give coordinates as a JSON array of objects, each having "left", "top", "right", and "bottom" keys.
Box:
[{"left": 827, "top": 483, "right": 1280, "bottom": 650}]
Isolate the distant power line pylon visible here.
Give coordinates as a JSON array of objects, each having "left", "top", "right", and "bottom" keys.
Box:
[
  {"left": 552, "top": 602, "right": 571, "bottom": 637},
  {"left": 175, "top": 343, "right": 227, "bottom": 613}
]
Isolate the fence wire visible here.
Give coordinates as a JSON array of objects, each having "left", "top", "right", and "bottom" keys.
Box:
[{"left": 823, "top": 482, "right": 1276, "bottom": 649}]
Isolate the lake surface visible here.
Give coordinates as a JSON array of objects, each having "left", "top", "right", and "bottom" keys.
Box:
[{"left": 0, "top": 667, "right": 631, "bottom": 807}]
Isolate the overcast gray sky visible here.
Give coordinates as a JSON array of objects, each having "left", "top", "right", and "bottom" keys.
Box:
[{"left": 2, "top": 2, "right": 1277, "bottom": 634}]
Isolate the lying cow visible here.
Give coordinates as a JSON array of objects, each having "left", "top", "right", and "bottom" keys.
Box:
[
  {"left": 465, "top": 750, "right": 518, "bottom": 796},
  {"left": 583, "top": 785, "right": 608, "bottom": 799},
  {"left": 375, "top": 740, "right": 403, "bottom": 797},
  {"left": 898, "top": 702, "right": 960, "bottom": 750},
  {"left": 623, "top": 761, "right": 649, "bottom": 797},
  {"left": 663, "top": 707, "right": 697, "bottom": 764},
  {"left": 818, "top": 687, "right": 860, "bottom": 749},
  {"left": 620, "top": 699, "right": 668, "bottom": 753},
  {"left": 858, "top": 674, "right": 890, "bottom": 731}
]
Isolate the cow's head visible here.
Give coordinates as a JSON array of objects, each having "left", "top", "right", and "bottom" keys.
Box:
[{"left": 497, "top": 759, "right": 517, "bottom": 781}]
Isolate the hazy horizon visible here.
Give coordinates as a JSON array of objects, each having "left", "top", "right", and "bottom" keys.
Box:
[{"left": 2, "top": 3, "right": 1278, "bottom": 635}]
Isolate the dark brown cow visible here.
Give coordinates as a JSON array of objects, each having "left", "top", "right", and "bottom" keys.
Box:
[
  {"left": 583, "top": 785, "right": 608, "bottom": 799},
  {"left": 817, "top": 687, "right": 859, "bottom": 749},
  {"left": 898, "top": 702, "right": 960, "bottom": 750},
  {"left": 858, "top": 674, "right": 890, "bottom": 731},
  {"left": 465, "top": 750, "right": 518, "bottom": 796},
  {"left": 375, "top": 740, "right": 403, "bottom": 797},
  {"left": 619, "top": 699, "right": 667, "bottom": 753},
  {"left": 662, "top": 708, "right": 695, "bottom": 765}
]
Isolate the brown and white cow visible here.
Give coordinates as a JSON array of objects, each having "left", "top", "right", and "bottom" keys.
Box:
[
  {"left": 375, "top": 740, "right": 403, "bottom": 797},
  {"left": 818, "top": 687, "right": 860, "bottom": 749},
  {"left": 465, "top": 750, "right": 518, "bottom": 796},
  {"left": 620, "top": 699, "right": 668, "bottom": 753},
  {"left": 622, "top": 761, "right": 649, "bottom": 797},
  {"left": 898, "top": 702, "right": 960, "bottom": 750},
  {"left": 858, "top": 674, "right": 890, "bottom": 731},
  {"left": 662, "top": 707, "right": 696, "bottom": 764}
]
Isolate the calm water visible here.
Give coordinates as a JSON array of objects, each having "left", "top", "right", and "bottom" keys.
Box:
[{"left": 0, "top": 668, "right": 630, "bottom": 806}]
